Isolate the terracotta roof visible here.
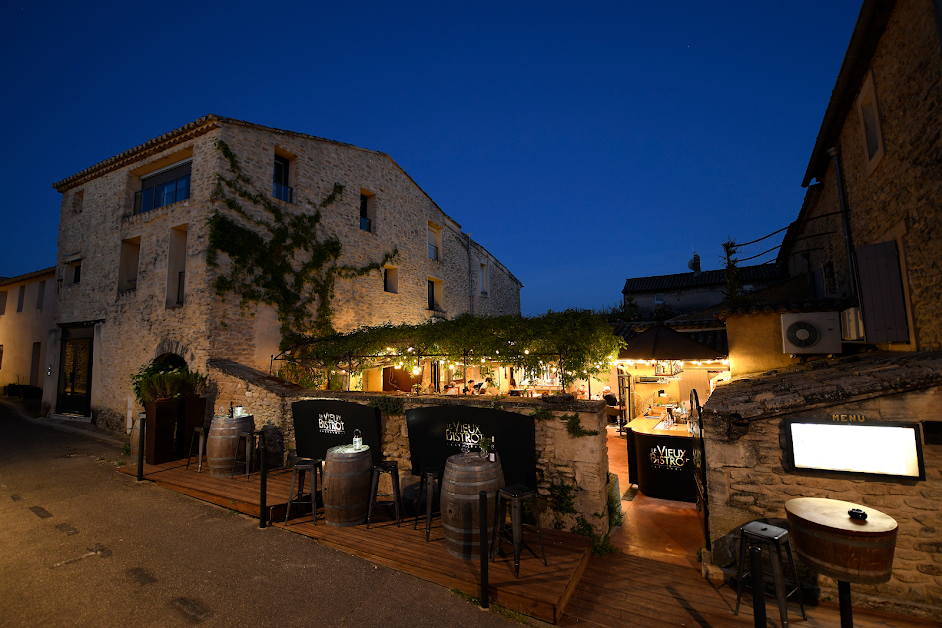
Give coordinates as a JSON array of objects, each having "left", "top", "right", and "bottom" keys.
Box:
[
  {"left": 612, "top": 321, "right": 728, "bottom": 356},
  {"left": 704, "top": 350, "right": 942, "bottom": 424},
  {"left": 622, "top": 263, "right": 782, "bottom": 294},
  {"left": 714, "top": 296, "right": 856, "bottom": 321},
  {"left": 0, "top": 267, "right": 56, "bottom": 289}
]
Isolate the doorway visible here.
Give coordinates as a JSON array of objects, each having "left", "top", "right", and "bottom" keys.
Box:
[{"left": 57, "top": 337, "right": 92, "bottom": 415}]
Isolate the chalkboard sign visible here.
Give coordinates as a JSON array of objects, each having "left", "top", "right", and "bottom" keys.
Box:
[
  {"left": 406, "top": 405, "right": 536, "bottom": 488},
  {"left": 291, "top": 400, "right": 382, "bottom": 465}
]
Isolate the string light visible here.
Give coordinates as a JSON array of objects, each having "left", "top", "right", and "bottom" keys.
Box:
[{"left": 524, "top": 349, "right": 529, "bottom": 355}]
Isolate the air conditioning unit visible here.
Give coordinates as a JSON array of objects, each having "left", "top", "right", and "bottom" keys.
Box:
[
  {"left": 781, "top": 312, "right": 843, "bottom": 355},
  {"left": 841, "top": 307, "right": 865, "bottom": 341}
]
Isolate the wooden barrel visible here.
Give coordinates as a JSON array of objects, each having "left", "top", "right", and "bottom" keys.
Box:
[
  {"left": 785, "top": 497, "right": 898, "bottom": 585},
  {"left": 206, "top": 415, "right": 255, "bottom": 478},
  {"left": 441, "top": 453, "right": 504, "bottom": 560},
  {"left": 323, "top": 445, "right": 372, "bottom": 527}
]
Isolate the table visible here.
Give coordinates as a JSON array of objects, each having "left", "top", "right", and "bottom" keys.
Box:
[
  {"left": 785, "top": 497, "right": 898, "bottom": 628},
  {"left": 626, "top": 417, "right": 695, "bottom": 502},
  {"left": 440, "top": 453, "right": 505, "bottom": 560}
]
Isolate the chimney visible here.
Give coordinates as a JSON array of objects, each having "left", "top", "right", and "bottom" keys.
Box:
[{"left": 688, "top": 252, "right": 701, "bottom": 275}]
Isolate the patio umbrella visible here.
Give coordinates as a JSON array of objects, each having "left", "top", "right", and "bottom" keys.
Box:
[{"left": 617, "top": 324, "right": 725, "bottom": 361}]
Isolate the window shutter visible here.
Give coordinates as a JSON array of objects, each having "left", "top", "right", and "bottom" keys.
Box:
[{"left": 855, "top": 241, "right": 909, "bottom": 343}]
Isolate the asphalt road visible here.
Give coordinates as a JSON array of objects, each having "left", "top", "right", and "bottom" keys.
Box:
[{"left": 0, "top": 401, "right": 519, "bottom": 628}]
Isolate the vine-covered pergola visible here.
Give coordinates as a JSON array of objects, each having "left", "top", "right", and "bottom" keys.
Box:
[{"left": 273, "top": 310, "right": 625, "bottom": 391}]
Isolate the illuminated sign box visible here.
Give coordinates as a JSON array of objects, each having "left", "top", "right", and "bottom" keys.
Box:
[{"left": 784, "top": 418, "right": 925, "bottom": 481}]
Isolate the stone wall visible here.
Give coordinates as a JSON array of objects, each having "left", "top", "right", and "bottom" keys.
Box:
[
  {"left": 783, "top": 0, "right": 942, "bottom": 350},
  {"left": 209, "top": 360, "right": 610, "bottom": 537},
  {"left": 702, "top": 379, "right": 942, "bottom": 619},
  {"left": 50, "top": 116, "right": 521, "bottom": 430}
]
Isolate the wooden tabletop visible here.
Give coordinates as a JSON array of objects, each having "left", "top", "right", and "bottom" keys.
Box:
[
  {"left": 627, "top": 416, "right": 692, "bottom": 438},
  {"left": 785, "top": 497, "right": 897, "bottom": 534}
]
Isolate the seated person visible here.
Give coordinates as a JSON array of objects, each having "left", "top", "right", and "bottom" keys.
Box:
[
  {"left": 573, "top": 384, "right": 587, "bottom": 399},
  {"left": 601, "top": 386, "right": 618, "bottom": 407},
  {"left": 480, "top": 377, "right": 497, "bottom": 395},
  {"left": 464, "top": 379, "right": 475, "bottom": 394},
  {"left": 445, "top": 383, "right": 459, "bottom": 395}
]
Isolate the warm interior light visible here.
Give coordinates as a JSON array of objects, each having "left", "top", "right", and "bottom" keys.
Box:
[{"left": 524, "top": 349, "right": 529, "bottom": 355}]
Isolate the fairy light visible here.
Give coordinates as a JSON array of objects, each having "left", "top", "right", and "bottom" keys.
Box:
[{"left": 524, "top": 349, "right": 529, "bottom": 355}]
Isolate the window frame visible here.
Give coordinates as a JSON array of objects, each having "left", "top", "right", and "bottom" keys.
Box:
[
  {"left": 478, "top": 260, "right": 489, "bottom": 296},
  {"left": 360, "top": 191, "right": 375, "bottom": 233},
  {"left": 16, "top": 285, "right": 25, "bottom": 312},
  {"left": 134, "top": 160, "right": 192, "bottom": 214},
  {"left": 273, "top": 153, "right": 294, "bottom": 203},
  {"left": 856, "top": 71, "right": 885, "bottom": 176},
  {"left": 427, "top": 277, "right": 444, "bottom": 312},
  {"left": 427, "top": 223, "right": 442, "bottom": 261},
  {"left": 383, "top": 266, "right": 399, "bottom": 294}
]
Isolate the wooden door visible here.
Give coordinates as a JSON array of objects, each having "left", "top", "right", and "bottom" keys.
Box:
[{"left": 57, "top": 339, "right": 92, "bottom": 415}]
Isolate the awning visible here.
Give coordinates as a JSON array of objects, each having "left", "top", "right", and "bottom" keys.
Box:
[{"left": 617, "top": 324, "right": 726, "bottom": 361}]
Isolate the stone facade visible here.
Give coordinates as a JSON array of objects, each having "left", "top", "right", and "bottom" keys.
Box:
[
  {"left": 0, "top": 268, "right": 55, "bottom": 389},
  {"left": 701, "top": 352, "right": 942, "bottom": 619},
  {"left": 780, "top": 0, "right": 942, "bottom": 351},
  {"left": 209, "top": 360, "right": 611, "bottom": 537},
  {"left": 50, "top": 116, "right": 522, "bottom": 430}
]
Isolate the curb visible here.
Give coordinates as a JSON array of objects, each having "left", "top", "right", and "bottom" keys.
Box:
[{"left": 0, "top": 399, "right": 127, "bottom": 447}]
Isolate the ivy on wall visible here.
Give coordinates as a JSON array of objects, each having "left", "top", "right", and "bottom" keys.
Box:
[
  {"left": 282, "top": 308, "right": 625, "bottom": 388},
  {"left": 207, "top": 139, "right": 398, "bottom": 345}
]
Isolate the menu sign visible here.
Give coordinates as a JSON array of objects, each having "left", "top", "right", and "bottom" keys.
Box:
[
  {"left": 784, "top": 417, "right": 925, "bottom": 481},
  {"left": 291, "top": 400, "right": 382, "bottom": 465},
  {"left": 406, "top": 405, "right": 536, "bottom": 487}
]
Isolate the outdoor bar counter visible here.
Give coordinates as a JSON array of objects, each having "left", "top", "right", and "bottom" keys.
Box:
[{"left": 626, "top": 416, "right": 696, "bottom": 502}]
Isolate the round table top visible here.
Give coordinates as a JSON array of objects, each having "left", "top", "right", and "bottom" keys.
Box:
[
  {"left": 785, "top": 497, "right": 897, "bottom": 534},
  {"left": 446, "top": 452, "right": 502, "bottom": 469},
  {"left": 328, "top": 444, "right": 370, "bottom": 455}
]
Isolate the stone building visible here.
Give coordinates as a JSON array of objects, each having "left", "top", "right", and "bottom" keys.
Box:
[
  {"left": 49, "top": 115, "right": 522, "bottom": 430},
  {"left": 622, "top": 257, "right": 782, "bottom": 317},
  {"left": 778, "top": 0, "right": 942, "bottom": 351},
  {"left": 697, "top": 0, "right": 942, "bottom": 619},
  {"left": 0, "top": 267, "right": 55, "bottom": 389}
]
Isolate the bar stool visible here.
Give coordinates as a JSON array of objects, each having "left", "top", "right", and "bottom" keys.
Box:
[
  {"left": 413, "top": 467, "right": 441, "bottom": 542},
  {"left": 491, "top": 484, "right": 547, "bottom": 578},
  {"left": 735, "top": 520, "right": 807, "bottom": 628},
  {"left": 185, "top": 426, "right": 207, "bottom": 472},
  {"left": 231, "top": 429, "right": 266, "bottom": 480},
  {"left": 367, "top": 460, "right": 402, "bottom": 528},
  {"left": 284, "top": 458, "right": 322, "bottom": 525}
]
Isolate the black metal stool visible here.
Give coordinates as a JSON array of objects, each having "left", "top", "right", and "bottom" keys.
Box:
[
  {"left": 231, "top": 429, "right": 266, "bottom": 480},
  {"left": 284, "top": 459, "right": 323, "bottom": 525},
  {"left": 491, "top": 484, "right": 547, "bottom": 578},
  {"left": 413, "top": 467, "right": 441, "bottom": 542},
  {"left": 185, "top": 426, "right": 207, "bottom": 472},
  {"left": 735, "top": 521, "right": 807, "bottom": 628},
  {"left": 367, "top": 460, "right": 402, "bottom": 528}
]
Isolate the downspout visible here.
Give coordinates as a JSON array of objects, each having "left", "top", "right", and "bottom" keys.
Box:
[{"left": 826, "top": 146, "right": 858, "bottom": 297}]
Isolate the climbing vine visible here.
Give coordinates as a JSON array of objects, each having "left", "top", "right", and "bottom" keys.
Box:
[{"left": 207, "top": 139, "right": 398, "bottom": 344}]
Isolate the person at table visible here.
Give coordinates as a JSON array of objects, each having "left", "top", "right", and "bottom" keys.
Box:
[
  {"left": 464, "top": 379, "right": 475, "bottom": 394},
  {"left": 481, "top": 377, "right": 497, "bottom": 395},
  {"left": 602, "top": 386, "right": 618, "bottom": 407},
  {"left": 573, "top": 384, "right": 587, "bottom": 399},
  {"left": 445, "top": 382, "right": 459, "bottom": 395}
]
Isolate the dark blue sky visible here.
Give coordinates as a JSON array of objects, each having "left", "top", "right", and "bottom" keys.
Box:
[{"left": 0, "top": 1, "right": 861, "bottom": 314}]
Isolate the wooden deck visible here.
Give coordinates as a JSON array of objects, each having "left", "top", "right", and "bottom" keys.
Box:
[
  {"left": 559, "top": 551, "right": 941, "bottom": 628},
  {"left": 119, "top": 459, "right": 591, "bottom": 624}
]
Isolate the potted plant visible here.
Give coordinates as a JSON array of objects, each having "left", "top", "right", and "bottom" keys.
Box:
[{"left": 133, "top": 363, "right": 210, "bottom": 464}]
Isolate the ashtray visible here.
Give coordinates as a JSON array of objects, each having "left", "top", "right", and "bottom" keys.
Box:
[{"left": 848, "top": 508, "right": 868, "bottom": 520}]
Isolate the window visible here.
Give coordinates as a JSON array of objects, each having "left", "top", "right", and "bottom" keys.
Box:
[
  {"left": 16, "top": 285, "right": 25, "bottom": 312},
  {"left": 383, "top": 267, "right": 399, "bottom": 294},
  {"left": 0, "top": 291, "right": 6, "bottom": 315},
  {"left": 742, "top": 284, "right": 754, "bottom": 294},
  {"left": 360, "top": 191, "right": 375, "bottom": 233},
  {"left": 69, "top": 262, "right": 82, "bottom": 285},
  {"left": 166, "top": 225, "right": 187, "bottom": 306},
  {"left": 428, "top": 224, "right": 442, "bottom": 261},
  {"left": 478, "top": 260, "right": 489, "bottom": 296},
  {"left": 856, "top": 71, "right": 885, "bottom": 175},
  {"left": 654, "top": 293, "right": 664, "bottom": 305},
  {"left": 36, "top": 281, "right": 45, "bottom": 309},
  {"left": 71, "top": 190, "right": 84, "bottom": 214},
  {"left": 118, "top": 237, "right": 141, "bottom": 292},
  {"left": 29, "top": 342, "right": 41, "bottom": 387},
  {"left": 428, "top": 278, "right": 443, "bottom": 311},
  {"left": 134, "top": 161, "right": 192, "bottom": 214},
  {"left": 273, "top": 154, "right": 293, "bottom": 203}
]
